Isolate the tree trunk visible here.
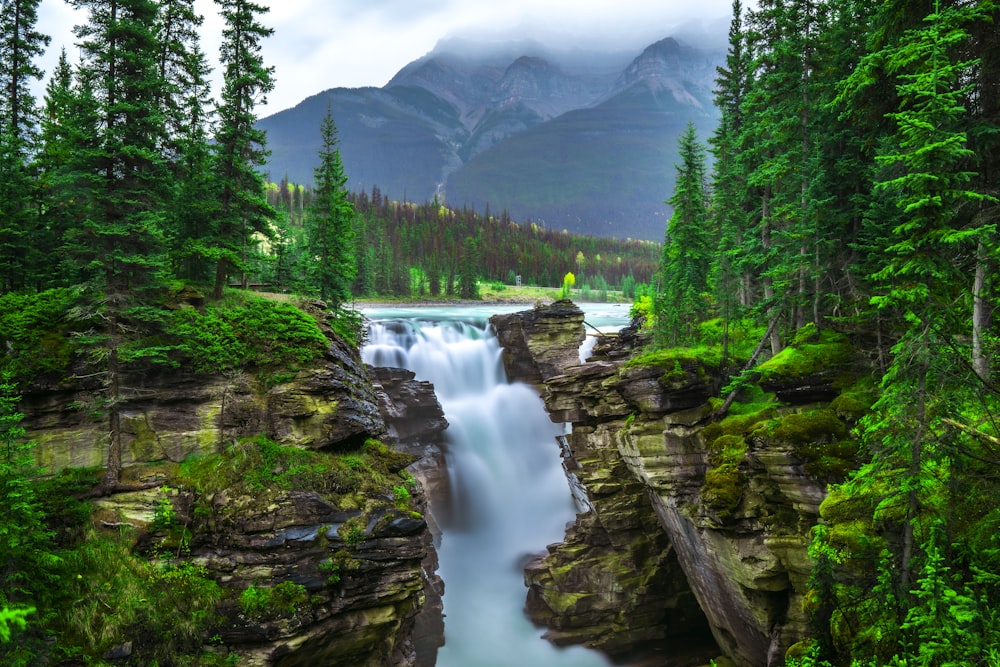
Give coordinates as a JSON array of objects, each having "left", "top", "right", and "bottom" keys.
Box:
[
  {"left": 972, "top": 239, "right": 992, "bottom": 381},
  {"left": 102, "top": 346, "right": 122, "bottom": 493}
]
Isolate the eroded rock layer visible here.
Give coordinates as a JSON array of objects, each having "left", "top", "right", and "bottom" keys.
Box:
[
  {"left": 21, "top": 308, "right": 447, "bottom": 667},
  {"left": 492, "top": 302, "right": 861, "bottom": 667}
]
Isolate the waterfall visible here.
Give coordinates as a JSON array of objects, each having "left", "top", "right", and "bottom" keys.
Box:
[{"left": 363, "top": 311, "right": 611, "bottom": 667}]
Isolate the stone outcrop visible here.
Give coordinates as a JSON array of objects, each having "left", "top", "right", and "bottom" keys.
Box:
[
  {"left": 23, "top": 320, "right": 385, "bottom": 473},
  {"left": 490, "top": 299, "right": 586, "bottom": 385},
  {"left": 20, "top": 305, "right": 448, "bottom": 667},
  {"left": 492, "top": 302, "right": 860, "bottom": 667}
]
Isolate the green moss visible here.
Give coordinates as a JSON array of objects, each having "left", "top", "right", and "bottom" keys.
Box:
[
  {"left": 625, "top": 346, "right": 724, "bottom": 373},
  {"left": 174, "top": 436, "right": 414, "bottom": 509},
  {"left": 762, "top": 409, "right": 859, "bottom": 481},
  {"left": 702, "top": 463, "right": 743, "bottom": 516},
  {"left": 830, "top": 387, "right": 877, "bottom": 422},
  {"left": 545, "top": 590, "right": 590, "bottom": 614},
  {"left": 768, "top": 409, "right": 847, "bottom": 445},
  {"left": 708, "top": 434, "right": 747, "bottom": 467},
  {"left": 757, "top": 327, "right": 853, "bottom": 382},
  {"left": 239, "top": 581, "right": 308, "bottom": 621}
]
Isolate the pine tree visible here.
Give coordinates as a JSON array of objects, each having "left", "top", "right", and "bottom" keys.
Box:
[
  {"left": 709, "top": 0, "right": 754, "bottom": 364},
  {"left": 0, "top": 373, "right": 54, "bottom": 610},
  {"left": 656, "top": 122, "right": 711, "bottom": 347},
  {"left": 34, "top": 51, "right": 99, "bottom": 289},
  {"left": 210, "top": 0, "right": 275, "bottom": 299},
  {"left": 166, "top": 40, "right": 216, "bottom": 281},
  {"left": 67, "top": 0, "right": 171, "bottom": 491},
  {"left": 0, "top": 0, "right": 49, "bottom": 293},
  {"left": 306, "top": 105, "right": 355, "bottom": 305}
]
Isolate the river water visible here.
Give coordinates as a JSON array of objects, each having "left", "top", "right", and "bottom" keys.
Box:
[{"left": 361, "top": 303, "right": 630, "bottom": 667}]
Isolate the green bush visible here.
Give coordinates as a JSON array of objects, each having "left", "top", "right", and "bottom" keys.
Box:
[
  {"left": 239, "top": 581, "right": 307, "bottom": 621},
  {"left": 169, "top": 292, "right": 328, "bottom": 374},
  {"left": 0, "top": 288, "right": 80, "bottom": 382}
]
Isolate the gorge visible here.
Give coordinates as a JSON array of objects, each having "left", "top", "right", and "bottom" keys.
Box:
[{"left": 14, "top": 297, "right": 863, "bottom": 666}]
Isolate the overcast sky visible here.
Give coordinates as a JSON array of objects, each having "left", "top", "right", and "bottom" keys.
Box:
[{"left": 37, "top": 0, "right": 737, "bottom": 117}]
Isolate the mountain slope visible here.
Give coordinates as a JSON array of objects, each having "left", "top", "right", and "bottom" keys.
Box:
[
  {"left": 258, "top": 35, "right": 723, "bottom": 240},
  {"left": 445, "top": 38, "right": 719, "bottom": 240}
]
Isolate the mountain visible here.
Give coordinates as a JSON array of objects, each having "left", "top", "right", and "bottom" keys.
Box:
[{"left": 258, "top": 35, "right": 724, "bottom": 241}]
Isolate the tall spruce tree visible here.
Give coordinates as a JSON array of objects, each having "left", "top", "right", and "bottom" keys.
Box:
[
  {"left": 0, "top": 0, "right": 49, "bottom": 293},
  {"left": 709, "top": 0, "right": 753, "bottom": 365},
  {"left": 866, "top": 0, "right": 996, "bottom": 591},
  {"left": 656, "top": 122, "right": 711, "bottom": 347},
  {"left": 210, "top": 0, "right": 275, "bottom": 299},
  {"left": 68, "top": 0, "right": 170, "bottom": 491},
  {"left": 306, "top": 105, "right": 355, "bottom": 305}
]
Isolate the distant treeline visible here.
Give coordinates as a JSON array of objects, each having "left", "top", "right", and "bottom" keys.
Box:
[{"left": 264, "top": 181, "right": 660, "bottom": 299}]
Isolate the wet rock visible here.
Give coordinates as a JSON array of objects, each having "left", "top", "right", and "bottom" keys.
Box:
[
  {"left": 490, "top": 299, "right": 586, "bottom": 385},
  {"left": 491, "top": 302, "right": 863, "bottom": 667}
]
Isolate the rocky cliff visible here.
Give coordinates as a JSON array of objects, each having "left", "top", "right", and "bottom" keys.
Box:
[
  {"left": 491, "top": 302, "right": 866, "bottom": 667},
  {"left": 20, "top": 304, "right": 447, "bottom": 666}
]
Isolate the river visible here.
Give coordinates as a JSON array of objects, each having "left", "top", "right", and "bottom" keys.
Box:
[{"left": 361, "top": 302, "right": 631, "bottom": 667}]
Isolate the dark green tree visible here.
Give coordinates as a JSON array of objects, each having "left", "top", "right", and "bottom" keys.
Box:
[
  {"left": 0, "top": 0, "right": 49, "bottom": 293},
  {"left": 709, "top": 0, "right": 754, "bottom": 324},
  {"left": 67, "top": 0, "right": 170, "bottom": 491},
  {"left": 0, "top": 373, "right": 54, "bottom": 618},
  {"left": 656, "top": 122, "right": 712, "bottom": 346},
  {"left": 306, "top": 105, "right": 355, "bottom": 305},
  {"left": 458, "top": 235, "right": 481, "bottom": 300},
  {"left": 210, "top": 0, "right": 275, "bottom": 299}
]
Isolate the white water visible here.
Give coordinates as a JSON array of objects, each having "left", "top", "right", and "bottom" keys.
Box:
[{"left": 362, "top": 304, "right": 627, "bottom": 667}]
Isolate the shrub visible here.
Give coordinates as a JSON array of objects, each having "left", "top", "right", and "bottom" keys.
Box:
[{"left": 239, "top": 581, "right": 307, "bottom": 621}]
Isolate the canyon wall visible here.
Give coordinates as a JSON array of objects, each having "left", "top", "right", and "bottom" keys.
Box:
[
  {"left": 492, "top": 301, "right": 863, "bottom": 667},
  {"left": 20, "top": 305, "right": 447, "bottom": 667}
]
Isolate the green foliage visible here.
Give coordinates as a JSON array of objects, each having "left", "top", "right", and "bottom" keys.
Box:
[
  {"left": 319, "top": 557, "right": 341, "bottom": 585},
  {"left": 0, "top": 374, "right": 57, "bottom": 612},
  {"left": 340, "top": 517, "right": 367, "bottom": 546},
  {"left": 168, "top": 292, "right": 328, "bottom": 374},
  {"left": 0, "top": 606, "right": 33, "bottom": 643},
  {"left": 560, "top": 272, "right": 576, "bottom": 299},
  {"left": 240, "top": 581, "right": 307, "bottom": 621},
  {"left": 629, "top": 293, "right": 654, "bottom": 329},
  {"left": 0, "top": 288, "right": 79, "bottom": 381},
  {"left": 326, "top": 306, "right": 366, "bottom": 348},
  {"left": 655, "top": 122, "right": 713, "bottom": 347},
  {"left": 177, "top": 436, "right": 414, "bottom": 509},
  {"left": 306, "top": 105, "right": 356, "bottom": 306},
  {"left": 59, "top": 536, "right": 222, "bottom": 663}
]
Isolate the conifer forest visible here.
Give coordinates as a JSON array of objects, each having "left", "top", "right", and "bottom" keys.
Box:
[{"left": 0, "top": 0, "right": 999, "bottom": 665}]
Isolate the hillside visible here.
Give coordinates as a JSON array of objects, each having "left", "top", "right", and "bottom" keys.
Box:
[{"left": 258, "top": 36, "right": 723, "bottom": 241}]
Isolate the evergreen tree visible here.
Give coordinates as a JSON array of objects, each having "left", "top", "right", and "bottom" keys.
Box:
[
  {"left": 458, "top": 235, "right": 481, "bottom": 300},
  {"left": 0, "top": 0, "right": 49, "bottom": 292},
  {"left": 67, "top": 0, "right": 171, "bottom": 491},
  {"left": 709, "top": 0, "right": 753, "bottom": 327},
  {"left": 306, "top": 105, "right": 355, "bottom": 305},
  {"left": 166, "top": 40, "right": 216, "bottom": 281},
  {"left": 0, "top": 373, "right": 54, "bottom": 614},
  {"left": 656, "top": 123, "right": 712, "bottom": 347},
  {"left": 34, "top": 51, "right": 99, "bottom": 289},
  {"left": 210, "top": 0, "right": 275, "bottom": 299}
]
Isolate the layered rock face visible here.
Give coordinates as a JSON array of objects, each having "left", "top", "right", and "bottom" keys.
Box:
[
  {"left": 492, "top": 303, "right": 849, "bottom": 667},
  {"left": 492, "top": 303, "right": 716, "bottom": 664},
  {"left": 21, "top": 311, "right": 447, "bottom": 667}
]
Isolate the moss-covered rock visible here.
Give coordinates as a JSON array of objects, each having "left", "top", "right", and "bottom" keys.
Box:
[{"left": 758, "top": 326, "right": 859, "bottom": 403}]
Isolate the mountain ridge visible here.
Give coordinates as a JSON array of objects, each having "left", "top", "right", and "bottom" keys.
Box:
[{"left": 258, "top": 33, "right": 724, "bottom": 240}]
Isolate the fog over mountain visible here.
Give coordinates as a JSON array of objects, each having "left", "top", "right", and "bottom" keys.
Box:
[{"left": 259, "top": 28, "right": 725, "bottom": 241}]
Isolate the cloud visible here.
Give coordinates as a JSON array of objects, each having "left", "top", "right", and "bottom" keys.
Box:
[{"left": 36, "top": 0, "right": 736, "bottom": 116}]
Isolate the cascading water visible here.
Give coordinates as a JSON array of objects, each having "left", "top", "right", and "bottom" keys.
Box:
[{"left": 363, "top": 308, "right": 612, "bottom": 667}]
